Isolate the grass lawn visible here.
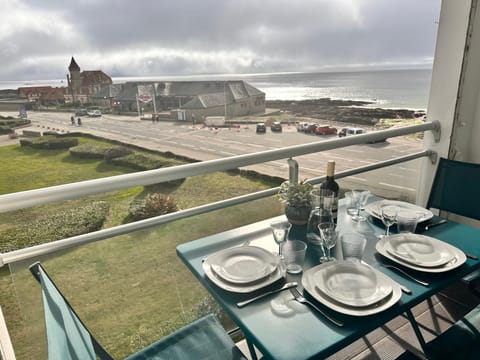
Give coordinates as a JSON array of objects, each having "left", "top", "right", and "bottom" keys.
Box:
[{"left": 0, "top": 137, "right": 283, "bottom": 359}]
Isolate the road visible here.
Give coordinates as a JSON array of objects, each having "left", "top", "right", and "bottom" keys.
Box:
[{"left": 11, "top": 111, "right": 424, "bottom": 200}]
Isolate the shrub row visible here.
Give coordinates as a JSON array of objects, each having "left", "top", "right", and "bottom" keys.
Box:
[
  {"left": 69, "top": 144, "right": 112, "bottom": 159},
  {"left": 110, "top": 153, "right": 171, "bottom": 171},
  {"left": 0, "top": 201, "right": 110, "bottom": 252},
  {"left": 20, "top": 136, "right": 78, "bottom": 149}
]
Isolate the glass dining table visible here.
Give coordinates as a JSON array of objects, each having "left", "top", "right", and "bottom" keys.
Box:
[{"left": 176, "top": 198, "right": 480, "bottom": 360}]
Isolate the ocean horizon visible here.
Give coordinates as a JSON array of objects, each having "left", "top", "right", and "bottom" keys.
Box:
[{"left": 0, "top": 68, "right": 432, "bottom": 111}]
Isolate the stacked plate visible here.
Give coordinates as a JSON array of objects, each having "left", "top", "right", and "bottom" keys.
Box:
[
  {"left": 365, "top": 200, "right": 433, "bottom": 223},
  {"left": 302, "top": 261, "right": 402, "bottom": 316},
  {"left": 203, "top": 246, "right": 283, "bottom": 293},
  {"left": 376, "top": 234, "right": 466, "bottom": 272}
]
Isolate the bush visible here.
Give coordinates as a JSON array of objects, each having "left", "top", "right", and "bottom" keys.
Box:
[
  {"left": 70, "top": 144, "right": 111, "bottom": 159},
  {"left": 128, "top": 193, "right": 178, "bottom": 221},
  {"left": 0, "top": 201, "right": 110, "bottom": 252},
  {"left": 110, "top": 153, "right": 172, "bottom": 171},
  {"left": 19, "top": 136, "right": 78, "bottom": 149},
  {"left": 104, "top": 146, "right": 133, "bottom": 162}
]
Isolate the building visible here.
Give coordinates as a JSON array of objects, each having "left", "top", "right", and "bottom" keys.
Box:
[
  {"left": 114, "top": 80, "right": 266, "bottom": 120},
  {"left": 66, "top": 57, "right": 113, "bottom": 105}
]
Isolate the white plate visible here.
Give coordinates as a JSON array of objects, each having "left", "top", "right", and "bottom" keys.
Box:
[
  {"left": 207, "top": 246, "right": 279, "bottom": 284},
  {"left": 203, "top": 256, "right": 284, "bottom": 293},
  {"left": 302, "top": 263, "right": 402, "bottom": 316},
  {"left": 384, "top": 234, "right": 455, "bottom": 267},
  {"left": 312, "top": 261, "right": 393, "bottom": 307},
  {"left": 376, "top": 236, "right": 466, "bottom": 273},
  {"left": 365, "top": 200, "right": 433, "bottom": 223}
]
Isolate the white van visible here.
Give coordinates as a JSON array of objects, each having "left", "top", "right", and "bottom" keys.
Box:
[{"left": 338, "top": 127, "right": 364, "bottom": 137}]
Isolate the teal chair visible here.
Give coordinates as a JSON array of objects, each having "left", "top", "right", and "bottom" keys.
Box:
[
  {"left": 426, "top": 157, "right": 480, "bottom": 221},
  {"left": 426, "top": 157, "right": 480, "bottom": 293},
  {"left": 396, "top": 304, "right": 480, "bottom": 360},
  {"left": 30, "top": 262, "right": 247, "bottom": 360}
]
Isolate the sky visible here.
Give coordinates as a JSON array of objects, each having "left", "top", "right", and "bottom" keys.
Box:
[{"left": 0, "top": 0, "right": 441, "bottom": 82}]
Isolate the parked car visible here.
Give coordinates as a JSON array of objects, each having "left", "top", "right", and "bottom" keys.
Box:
[
  {"left": 304, "top": 123, "right": 318, "bottom": 134},
  {"left": 338, "top": 127, "right": 364, "bottom": 137},
  {"left": 296, "top": 122, "right": 309, "bottom": 132},
  {"left": 270, "top": 121, "right": 282, "bottom": 132},
  {"left": 315, "top": 125, "right": 337, "bottom": 135},
  {"left": 256, "top": 123, "right": 266, "bottom": 134},
  {"left": 87, "top": 109, "right": 102, "bottom": 117},
  {"left": 75, "top": 108, "right": 88, "bottom": 116}
]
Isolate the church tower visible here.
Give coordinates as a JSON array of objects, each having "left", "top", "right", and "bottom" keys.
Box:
[{"left": 67, "top": 57, "right": 81, "bottom": 103}]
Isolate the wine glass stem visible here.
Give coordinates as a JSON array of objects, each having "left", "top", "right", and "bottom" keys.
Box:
[
  {"left": 326, "top": 247, "right": 331, "bottom": 259},
  {"left": 386, "top": 225, "right": 390, "bottom": 236}
]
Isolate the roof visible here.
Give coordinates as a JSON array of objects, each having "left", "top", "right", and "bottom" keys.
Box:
[
  {"left": 89, "top": 84, "right": 123, "bottom": 99},
  {"left": 182, "top": 93, "right": 226, "bottom": 109},
  {"left": 81, "top": 70, "right": 112, "bottom": 86},
  {"left": 68, "top": 57, "right": 80, "bottom": 71}
]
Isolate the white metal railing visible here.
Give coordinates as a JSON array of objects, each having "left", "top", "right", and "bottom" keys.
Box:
[
  {"left": 0, "top": 121, "right": 439, "bottom": 266},
  {"left": 0, "top": 306, "right": 16, "bottom": 360}
]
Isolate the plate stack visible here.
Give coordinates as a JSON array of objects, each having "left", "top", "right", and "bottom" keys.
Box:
[
  {"left": 302, "top": 261, "right": 402, "bottom": 316},
  {"left": 203, "top": 246, "right": 283, "bottom": 293},
  {"left": 376, "top": 234, "right": 466, "bottom": 273}
]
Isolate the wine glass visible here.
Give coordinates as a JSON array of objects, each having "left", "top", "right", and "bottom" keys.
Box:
[
  {"left": 318, "top": 222, "right": 337, "bottom": 262},
  {"left": 351, "top": 190, "right": 371, "bottom": 222},
  {"left": 379, "top": 205, "right": 397, "bottom": 239},
  {"left": 270, "top": 220, "right": 291, "bottom": 256}
]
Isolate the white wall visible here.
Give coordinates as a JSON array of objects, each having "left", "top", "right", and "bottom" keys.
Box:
[{"left": 417, "top": 0, "right": 472, "bottom": 206}]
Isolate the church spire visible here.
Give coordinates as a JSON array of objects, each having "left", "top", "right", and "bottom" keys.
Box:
[{"left": 68, "top": 56, "right": 80, "bottom": 72}]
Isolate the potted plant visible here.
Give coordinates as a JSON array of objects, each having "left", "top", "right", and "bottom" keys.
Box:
[{"left": 278, "top": 180, "right": 313, "bottom": 225}]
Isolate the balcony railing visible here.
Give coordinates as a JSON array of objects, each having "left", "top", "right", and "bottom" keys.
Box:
[
  {"left": 0, "top": 120, "right": 439, "bottom": 359},
  {"left": 0, "top": 121, "right": 439, "bottom": 267}
]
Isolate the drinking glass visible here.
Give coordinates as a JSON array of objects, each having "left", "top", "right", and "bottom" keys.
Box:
[
  {"left": 344, "top": 191, "right": 357, "bottom": 216},
  {"left": 379, "top": 205, "right": 397, "bottom": 238},
  {"left": 318, "top": 222, "right": 337, "bottom": 262},
  {"left": 270, "top": 220, "right": 291, "bottom": 256},
  {"left": 351, "top": 190, "right": 371, "bottom": 222},
  {"left": 340, "top": 232, "right": 367, "bottom": 262},
  {"left": 282, "top": 240, "right": 307, "bottom": 274},
  {"left": 396, "top": 210, "right": 419, "bottom": 233}
]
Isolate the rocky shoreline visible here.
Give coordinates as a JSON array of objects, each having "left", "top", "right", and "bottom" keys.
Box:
[{"left": 265, "top": 98, "right": 425, "bottom": 126}]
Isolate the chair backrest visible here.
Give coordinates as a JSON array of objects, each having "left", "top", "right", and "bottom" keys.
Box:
[
  {"left": 426, "top": 157, "right": 480, "bottom": 221},
  {"left": 29, "top": 262, "right": 114, "bottom": 360}
]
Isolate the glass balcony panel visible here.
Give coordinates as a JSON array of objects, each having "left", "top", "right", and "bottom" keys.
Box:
[{"left": 5, "top": 198, "right": 281, "bottom": 359}]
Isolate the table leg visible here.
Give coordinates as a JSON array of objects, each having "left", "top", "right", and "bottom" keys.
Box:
[
  {"left": 246, "top": 338, "right": 259, "bottom": 360},
  {"left": 405, "top": 309, "right": 429, "bottom": 356}
]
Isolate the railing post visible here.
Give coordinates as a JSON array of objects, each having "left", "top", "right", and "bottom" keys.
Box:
[{"left": 288, "top": 158, "right": 298, "bottom": 184}]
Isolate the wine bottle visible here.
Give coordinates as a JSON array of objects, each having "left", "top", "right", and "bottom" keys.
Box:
[{"left": 320, "top": 160, "right": 339, "bottom": 223}]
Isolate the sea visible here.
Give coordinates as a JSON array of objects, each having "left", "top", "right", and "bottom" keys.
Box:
[{"left": 0, "top": 68, "right": 432, "bottom": 111}]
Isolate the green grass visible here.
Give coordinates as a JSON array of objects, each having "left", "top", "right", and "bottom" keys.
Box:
[{"left": 0, "top": 138, "right": 283, "bottom": 359}]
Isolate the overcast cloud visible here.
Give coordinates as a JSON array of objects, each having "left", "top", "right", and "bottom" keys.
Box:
[{"left": 0, "top": 0, "right": 441, "bottom": 81}]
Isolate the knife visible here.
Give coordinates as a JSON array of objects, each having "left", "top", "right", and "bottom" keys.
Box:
[
  {"left": 236, "top": 282, "right": 298, "bottom": 308},
  {"left": 421, "top": 219, "right": 447, "bottom": 231}
]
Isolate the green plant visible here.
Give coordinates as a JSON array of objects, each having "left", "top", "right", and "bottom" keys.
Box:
[
  {"left": 128, "top": 193, "right": 178, "bottom": 221},
  {"left": 278, "top": 180, "right": 313, "bottom": 207}
]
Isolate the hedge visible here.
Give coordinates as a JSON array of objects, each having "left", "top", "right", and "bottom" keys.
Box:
[
  {"left": 69, "top": 143, "right": 112, "bottom": 159},
  {"left": 20, "top": 136, "right": 78, "bottom": 149},
  {"left": 110, "top": 153, "right": 173, "bottom": 171},
  {"left": 0, "top": 201, "right": 110, "bottom": 252}
]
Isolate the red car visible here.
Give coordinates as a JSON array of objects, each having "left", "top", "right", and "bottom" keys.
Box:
[{"left": 315, "top": 125, "right": 337, "bottom": 135}]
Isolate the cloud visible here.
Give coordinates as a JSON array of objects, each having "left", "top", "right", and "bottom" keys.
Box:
[{"left": 0, "top": 0, "right": 441, "bottom": 81}]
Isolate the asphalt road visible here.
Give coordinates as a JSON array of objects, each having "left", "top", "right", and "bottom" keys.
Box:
[{"left": 9, "top": 111, "right": 424, "bottom": 201}]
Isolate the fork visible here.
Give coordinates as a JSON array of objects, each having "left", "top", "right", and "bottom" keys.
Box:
[{"left": 290, "top": 287, "right": 344, "bottom": 327}]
